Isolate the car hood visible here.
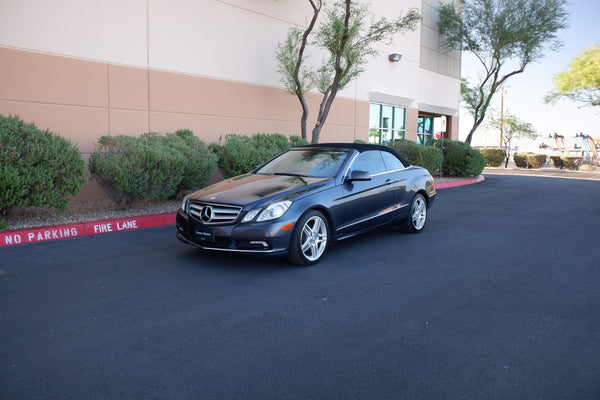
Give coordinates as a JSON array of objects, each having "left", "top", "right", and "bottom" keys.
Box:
[{"left": 188, "top": 174, "right": 334, "bottom": 206}]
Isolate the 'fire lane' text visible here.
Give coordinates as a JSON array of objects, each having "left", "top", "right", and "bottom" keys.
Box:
[{"left": 92, "top": 220, "right": 138, "bottom": 234}]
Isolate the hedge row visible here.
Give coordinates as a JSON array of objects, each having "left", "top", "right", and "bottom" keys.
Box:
[
  {"left": 89, "top": 132, "right": 306, "bottom": 209},
  {"left": 481, "top": 150, "right": 585, "bottom": 171},
  {"left": 209, "top": 133, "right": 308, "bottom": 178},
  {"left": 479, "top": 148, "right": 588, "bottom": 171},
  {"left": 213, "top": 135, "right": 485, "bottom": 179},
  {"left": 514, "top": 153, "right": 584, "bottom": 170},
  {"left": 209, "top": 136, "right": 484, "bottom": 179},
  {"left": 1, "top": 112, "right": 491, "bottom": 229}
]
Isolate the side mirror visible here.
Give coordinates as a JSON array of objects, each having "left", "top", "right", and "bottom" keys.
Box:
[{"left": 347, "top": 170, "right": 371, "bottom": 182}]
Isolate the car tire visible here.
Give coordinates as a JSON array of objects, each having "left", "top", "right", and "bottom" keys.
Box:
[
  {"left": 400, "top": 193, "right": 427, "bottom": 233},
  {"left": 287, "top": 210, "right": 329, "bottom": 266}
]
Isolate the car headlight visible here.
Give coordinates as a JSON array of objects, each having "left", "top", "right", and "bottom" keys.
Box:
[
  {"left": 257, "top": 201, "right": 292, "bottom": 222},
  {"left": 181, "top": 196, "right": 189, "bottom": 211},
  {"left": 242, "top": 201, "right": 292, "bottom": 223},
  {"left": 242, "top": 208, "right": 261, "bottom": 223}
]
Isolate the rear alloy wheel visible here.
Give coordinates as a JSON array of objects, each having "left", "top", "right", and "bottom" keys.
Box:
[
  {"left": 400, "top": 193, "right": 427, "bottom": 233},
  {"left": 288, "top": 210, "right": 329, "bottom": 266}
]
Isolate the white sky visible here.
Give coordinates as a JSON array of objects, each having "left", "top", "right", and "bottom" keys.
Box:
[{"left": 458, "top": 0, "right": 600, "bottom": 150}]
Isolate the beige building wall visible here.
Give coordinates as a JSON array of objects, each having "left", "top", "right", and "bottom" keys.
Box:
[
  {"left": 0, "top": 46, "right": 368, "bottom": 153},
  {"left": 0, "top": 0, "right": 459, "bottom": 200}
]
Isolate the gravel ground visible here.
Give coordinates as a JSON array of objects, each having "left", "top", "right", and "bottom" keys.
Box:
[{"left": 2, "top": 198, "right": 181, "bottom": 231}]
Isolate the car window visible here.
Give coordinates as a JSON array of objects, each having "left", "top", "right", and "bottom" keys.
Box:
[
  {"left": 350, "top": 151, "right": 387, "bottom": 175},
  {"left": 381, "top": 151, "right": 406, "bottom": 171}
]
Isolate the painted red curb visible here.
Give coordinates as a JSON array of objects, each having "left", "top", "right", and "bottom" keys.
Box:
[
  {"left": 1, "top": 175, "right": 485, "bottom": 247},
  {"left": 435, "top": 175, "right": 485, "bottom": 189},
  {"left": 1, "top": 212, "right": 177, "bottom": 247}
]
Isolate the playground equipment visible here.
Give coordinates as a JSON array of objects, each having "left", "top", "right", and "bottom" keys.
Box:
[
  {"left": 553, "top": 133, "right": 568, "bottom": 153},
  {"left": 577, "top": 133, "right": 599, "bottom": 162}
]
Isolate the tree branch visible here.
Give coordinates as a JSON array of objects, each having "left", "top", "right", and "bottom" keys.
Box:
[{"left": 292, "top": 1, "right": 322, "bottom": 141}]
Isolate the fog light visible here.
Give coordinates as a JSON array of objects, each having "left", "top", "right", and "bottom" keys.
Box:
[{"left": 250, "top": 241, "right": 268, "bottom": 249}]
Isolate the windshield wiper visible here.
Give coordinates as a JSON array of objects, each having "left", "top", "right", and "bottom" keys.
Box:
[{"left": 273, "top": 172, "right": 306, "bottom": 177}]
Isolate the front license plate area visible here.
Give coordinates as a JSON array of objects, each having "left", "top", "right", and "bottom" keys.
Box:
[{"left": 194, "top": 226, "right": 215, "bottom": 243}]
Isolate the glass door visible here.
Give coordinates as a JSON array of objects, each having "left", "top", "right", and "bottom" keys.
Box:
[{"left": 417, "top": 116, "right": 434, "bottom": 145}]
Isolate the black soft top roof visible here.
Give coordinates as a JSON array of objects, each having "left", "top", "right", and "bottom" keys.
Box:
[{"left": 297, "top": 142, "right": 411, "bottom": 167}]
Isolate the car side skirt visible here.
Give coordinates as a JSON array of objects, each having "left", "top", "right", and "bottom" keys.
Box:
[{"left": 336, "top": 203, "right": 408, "bottom": 232}]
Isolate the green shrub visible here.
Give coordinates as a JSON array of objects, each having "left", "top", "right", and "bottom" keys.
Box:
[
  {"left": 388, "top": 139, "right": 423, "bottom": 166},
  {"left": 90, "top": 130, "right": 218, "bottom": 207},
  {"left": 207, "top": 141, "right": 221, "bottom": 155},
  {"left": 431, "top": 139, "right": 486, "bottom": 177},
  {"left": 420, "top": 146, "right": 443, "bottom": 175},
  {"left": 149, "top": 129, "right": 217, "bottom": 194},
  {"left": 386, "top": 139, "right": 442, "bottom": 175},
  {"left": 528, "top": 154, "right": 546, "bottom": 168},
  {"left": 90, "top": 134, "right": 185, "bottom": 209},
  {"left": 213, "top": 133, "right": 309, "bottom": 178},
  {"left": 479, "top": 148, "right": 506, "bottom": 167},
  {"left": 550, "top": 155, "right": 564, "bottom": 169},
  {"left": 0, "top": 164, "right": 26, "bottom": 228},
  {"left": 289, "top": 135, "right": 309, "bottom": 148},
  {"left": 561, "top": 156, "right": 582, "bottom": 170},
  {"left": 513, "top": 152, "right": 529, "bottom": 168},
  {"left": 550, "top": 155, "right": 582, "bottom": 170},
  {"left": 0, "top": 164, "right": 26, "bottom": 212},
  {"left": 514, "top": 152, "right": 546, "bottom": 169},
  {"left": 0, "top": 114, "right": 86, "bottom": 217}
]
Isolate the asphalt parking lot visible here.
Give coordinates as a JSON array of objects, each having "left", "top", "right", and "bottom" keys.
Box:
[{"left": 1, "top": 174, "right": 599, "bottom": 400}]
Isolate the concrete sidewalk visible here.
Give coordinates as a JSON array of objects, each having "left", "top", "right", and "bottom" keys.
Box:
[{"left": 482, "top": 164, "right": 600, "bottom": 181}]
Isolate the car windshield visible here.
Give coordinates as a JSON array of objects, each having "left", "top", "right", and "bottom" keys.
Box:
[{"left": 256, "top": 149, "right": 351, "bottom": 178}]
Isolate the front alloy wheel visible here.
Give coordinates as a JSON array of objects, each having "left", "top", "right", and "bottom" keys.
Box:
[
  {"left": 288, "top": 210, "right": 329, "bottom": 266},
  {"left": 401, "top": 193, "right": 427, "bottom": 233}
]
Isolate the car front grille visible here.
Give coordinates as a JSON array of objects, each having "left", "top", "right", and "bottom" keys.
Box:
[{"left": 188, "top": 201, "right": 242, "bottom": 225}]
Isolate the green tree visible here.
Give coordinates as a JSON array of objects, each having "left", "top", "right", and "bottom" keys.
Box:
[
  {"left": 545, "top": 44, "right": 600, "bottom": 107},
  {"left": 438, "top": 0, "right": 568, "bottom": 145},
  {"left": 276, "top": 0, "right": 420, "bottom": 144},
  {"left": 488, "top": 112, "right": 538, "bottom": 167}
]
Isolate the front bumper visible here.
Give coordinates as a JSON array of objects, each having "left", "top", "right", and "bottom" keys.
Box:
[{"left": 176, "top": 209, "right": 293, "bottom": 256}]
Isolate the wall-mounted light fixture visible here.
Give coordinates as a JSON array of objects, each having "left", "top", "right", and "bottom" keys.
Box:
[{"left": 388, "top": 53, "right": 402, "bottom": 62}]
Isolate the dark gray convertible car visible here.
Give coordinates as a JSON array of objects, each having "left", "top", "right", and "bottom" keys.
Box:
[{"left": 176, "top": 143, "right": 436, "bottom": 265}]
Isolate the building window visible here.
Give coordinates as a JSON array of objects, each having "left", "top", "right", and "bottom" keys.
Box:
[
  {"left": 369, "top": 104, "right": 406, "bottom": 144},
  {"left": 420, "top": 0, "right": 461, "bottom": 79}
]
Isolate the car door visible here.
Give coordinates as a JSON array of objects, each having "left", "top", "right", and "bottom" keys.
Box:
[
  {"left": 380, "top": 150, "right": 411, "bottom": 219},
  {"left": 337, "top": 150, "right": 397, "bottom": 237}
]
